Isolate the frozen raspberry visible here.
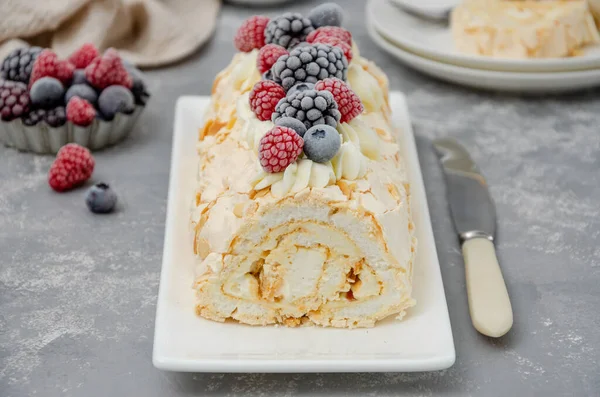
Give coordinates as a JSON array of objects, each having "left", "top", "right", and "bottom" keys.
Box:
[
  {"left": 258, "top": 126, "right": 304, "bottom": 173},
  {"left": 307, "top": 26, "right": 352, "bottom": 46},
  {"left": 315, "top": 78, "right": 363, "bottom": 123},
  {"left": 69, "top": 43, "right": 100, "bottom": 69},
  {"left": 48, "top": 143, "right": 95, "bottom": 192},
  {"left": 249, "top": 81, "right": 286, "bottom": 121},
  {"left": 85, "top": 48, "right": 132, "bottom": 90},
  {"left": 0, "top": 80, "right": 30, "bottom": 121},
  {"left": 56, "top": 60, "right": 75, "bottom": 84},
  {"left": 234, "top": 16, "right": 270, "bottom": 52},
  {"left": 67, "top": 97, "right": 96, "bottom": 126},
  {"left": 312, "top": 36, "right": 353, "bottom": 63},
  {"left": 257, "top": 44, "right": 288, "bottom": 74},
  {"left": 29, "top": 50, "right": 74, "bottom": 87}
]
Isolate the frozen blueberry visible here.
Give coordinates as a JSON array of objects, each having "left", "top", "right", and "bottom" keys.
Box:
[
  {"left": 308, "top": 3, "right": 344, "bottom": 28},
  {"left": 85, "top": 183, "right": 117, "bottom": 214},
  {"left": 65, "top": 84, "right": 98, "bottom": 106},
  {"left": 29, "top": 77, "right": 64, "bottom": 109},
  {"left": 287, "top": 82, "right": 315, "bottom": 97},
  {"left": 123, "top": 63, "right": 149, "bottom": 106},
  {"left": 72, "top": 69, "right": 88, "bottom": 85},
  {"left": 98, "top": 85, "right": 135, "bottom": 120},
  {"left": 303, "top": 124, "right": 341, "bottom": 163},
  {"left": 275, "top": 117, "right": 308, "bottom": 138}
]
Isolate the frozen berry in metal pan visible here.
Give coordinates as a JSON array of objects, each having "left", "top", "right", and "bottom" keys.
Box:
[{"left": 97, "top": 85, "right": 135, "bottom": 120}]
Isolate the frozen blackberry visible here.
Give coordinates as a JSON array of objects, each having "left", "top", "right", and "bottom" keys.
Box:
[
  {"left": 123, "top": 61, "right": 150, "bottom": 106},
  {"left": 272, "top": 89, "right": 341, "bottom": 130},
  {"left": 271, "top": 44, "right": 348, "bottom": 91},
  {"left": 265, "top": 13, "right": 314, "bottom": 50},
  {"left": 0, "top": 80, "right": 30, "bottom": 121},
  {"left": 0, "top": 47, "right": 43, "bottom": 84},
  {"left": 287, "top": 82, "right": 315, "bottom": 97},
  {"left": 23, "top": 107, "right": 66, "bottom": 127}
]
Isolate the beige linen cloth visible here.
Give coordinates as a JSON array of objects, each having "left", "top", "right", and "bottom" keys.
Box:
[{"left": 0, "top": 0, "right": 221, "bottom": 68}]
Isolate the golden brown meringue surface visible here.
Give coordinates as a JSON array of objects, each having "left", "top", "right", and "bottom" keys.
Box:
[{"left": 191, "top": 45, "right": 416, "bottom": 328}]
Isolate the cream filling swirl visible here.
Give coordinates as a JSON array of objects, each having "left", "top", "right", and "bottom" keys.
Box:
[
  {"left": 230, "top": 50, "right": 261, "bottom": 92},
  {"left": 347, "top": 60, "right": 385, "bottom": 114}
]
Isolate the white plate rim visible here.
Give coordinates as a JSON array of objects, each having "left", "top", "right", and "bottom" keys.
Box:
[
  {"left": 367, "top": 18, "right": 600, "bottom": 93},
  {"left": 152, "top": 94, "right": 456, "bottom": 373},
  {"left": 371, "top": 0, "right": 600, "bottom": 73}
]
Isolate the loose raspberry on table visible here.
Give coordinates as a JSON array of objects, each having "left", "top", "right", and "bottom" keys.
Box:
[
  {"left": 258, "top": 126, "right": 304, "bottom": 173},
  {"left": 69, "top": 43, "right": 100, "bottom": 69},
  {"left": 0, "top": 47, "right": 43, "bottom": 84},
  {"left": 257, "top": 44, "right": 289, "bottom": 74},
  {"left": 48, "top": 143, "right": 95, "bottom": 192},
  {"left": 306, "top": 26, "right": 352, "bottom": 46},
  {"left": 29, "top": 50, "right": 75, "bottom": 87},
  {"left": 0, "top": 80, "right": 30, "bottom": 121},
  {"left": 85, "top": 48, "right": 132, "bottom": 90},
  {"left": 234, "top": 16, "right": 270, "bottom": 52},
  {"left": 271, "top": 43, "right": 348, "bottom": 91},
  {"left": 271, "top": 89, "right": 341, "bottom": 130},
  {"left": 312, "top": 36, "right": 353, "bottom": 63},
  {"left": 315, "top": 78, "right": 363, "bottom": 123},
  {"left": 249, "top": 80, "right": 286, "bottom": 121},
  {"left": 67, "top": 97, "right": 96, "bottom": 127},
  {"left": 265, "top": 13, "right": 314, "bottom": 50}
]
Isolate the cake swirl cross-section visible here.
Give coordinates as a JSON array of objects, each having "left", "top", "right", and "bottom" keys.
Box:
[{"left": 190, "top": 3, "right": 417, "bottom": 328}]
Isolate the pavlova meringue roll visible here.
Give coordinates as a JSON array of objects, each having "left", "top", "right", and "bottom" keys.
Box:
[{"left": 192, "top": 10, "right": 415, "bottom": 328}]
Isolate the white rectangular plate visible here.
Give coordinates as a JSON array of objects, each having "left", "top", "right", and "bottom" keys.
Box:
[{"left": 153, "top": 93, "right": 455, "bottom": 373}]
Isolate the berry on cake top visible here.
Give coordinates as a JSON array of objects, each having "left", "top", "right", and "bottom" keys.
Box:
[{"left": 233, "top": 3, "right": 365, "bottom": 175}]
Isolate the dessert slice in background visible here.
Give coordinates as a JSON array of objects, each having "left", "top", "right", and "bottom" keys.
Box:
[{"left": 451, "top": 0, "right": 600, "bottom": 58}]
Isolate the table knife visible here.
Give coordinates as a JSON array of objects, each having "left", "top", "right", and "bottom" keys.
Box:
[{"left": 433, "top": 138, "right": 513, "bottom": 338}]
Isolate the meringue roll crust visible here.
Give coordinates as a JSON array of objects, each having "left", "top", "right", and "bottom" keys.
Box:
[{"left": 191, "top": 38, "right": 416, "bottom": 328}]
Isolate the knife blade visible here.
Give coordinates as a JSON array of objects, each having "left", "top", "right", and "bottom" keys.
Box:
[{"left": 433, "top": 137, "right": 513, "bottom": 338}]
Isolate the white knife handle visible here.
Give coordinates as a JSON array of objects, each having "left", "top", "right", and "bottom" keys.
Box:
[{"left": 462, "top": 237, "right": 513, "bottom": 337}]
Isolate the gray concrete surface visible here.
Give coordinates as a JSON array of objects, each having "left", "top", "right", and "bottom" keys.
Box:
[{"left": 1, "top": 1, "right": 599, "bottom": 396}]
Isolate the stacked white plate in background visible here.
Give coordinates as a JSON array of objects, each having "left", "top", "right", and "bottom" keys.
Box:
[{"left": 367, "top": 0, "right": 600, "bottom": 93}]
